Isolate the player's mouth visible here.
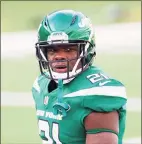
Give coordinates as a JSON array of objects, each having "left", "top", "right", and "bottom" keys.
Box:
[{"left": 53, "top": 65, "right": 68, "bottom": 73}]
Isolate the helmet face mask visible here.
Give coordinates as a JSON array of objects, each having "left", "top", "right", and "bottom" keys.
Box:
[{"left": 35, "top": 10, "right": 96, "bottom": 83}]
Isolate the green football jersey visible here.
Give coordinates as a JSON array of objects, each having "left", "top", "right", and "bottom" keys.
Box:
[{"left": 32, "top": 66, "right": 127, "bottom": 144}]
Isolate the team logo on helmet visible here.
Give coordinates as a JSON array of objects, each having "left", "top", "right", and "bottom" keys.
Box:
[{"left": 78, "top": 17, "right": 90, "bottom": 28}]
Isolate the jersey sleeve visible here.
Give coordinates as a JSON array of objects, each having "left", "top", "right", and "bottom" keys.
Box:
[
  {"left": 80, "top": 79, "right": 127, "bottom": 142},
  {"left": 79, "top": 79, "right": 127, "bottom": 127},
  {"left": 83, "top": 80, "right": 127, "bottom": 112}
]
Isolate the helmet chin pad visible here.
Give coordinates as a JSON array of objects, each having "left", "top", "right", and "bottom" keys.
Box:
[{"left": 51, "top": 67, "right": 84, "bottom": 84}]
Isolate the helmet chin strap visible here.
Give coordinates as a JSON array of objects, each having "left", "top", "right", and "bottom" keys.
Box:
[{"left": 53, "top": 79, "right": 70, "bottom": 117}]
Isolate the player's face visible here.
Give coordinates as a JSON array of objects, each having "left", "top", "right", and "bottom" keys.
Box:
[{"left": 47, "top": 44, "right": 81, "bottom": 73}]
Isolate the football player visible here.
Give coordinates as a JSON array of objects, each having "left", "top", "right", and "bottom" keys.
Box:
[{"left": 32, "top": 9, "right": 127, "bottom": 144}]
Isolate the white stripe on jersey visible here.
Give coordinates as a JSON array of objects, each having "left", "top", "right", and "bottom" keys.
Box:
[{"left": 64, "top": 86, "right": 127, "bottom": 98}]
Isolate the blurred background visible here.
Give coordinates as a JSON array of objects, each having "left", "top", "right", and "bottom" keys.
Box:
[{"left": 1, "top": 1, "right": 141, "bottom": 144}]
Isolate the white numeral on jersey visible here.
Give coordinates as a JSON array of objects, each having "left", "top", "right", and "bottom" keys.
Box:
[
  {"left": 52, "top": 123, "right": 62, "bottom": 144},
  {"left": 38, "top": 120, "right": 62, "bottom": 144},
  {"left": 87, "top": 73, "right": 109, "bottom": 83}
]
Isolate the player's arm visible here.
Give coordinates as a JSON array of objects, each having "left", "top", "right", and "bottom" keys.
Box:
[{"left": 84, "top": 111, "right": 119, "bottom": 144}]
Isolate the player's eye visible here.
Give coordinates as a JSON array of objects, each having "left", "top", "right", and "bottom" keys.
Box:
[
  {"left": 65, "top": 47, "right": 77, "bottom": 52},
  {"left": 65, "top": 48, "right": 71, "bottom": 52},
  {"left": 47, "top": 48, "right": 57, "bottom": 55},
  {"left": 47, "top": 49, "right": 54, "bottom": 52}
]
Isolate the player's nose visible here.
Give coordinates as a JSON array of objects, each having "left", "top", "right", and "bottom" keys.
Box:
[{"left": 54, "top": 49, "right": 67, "bottom": 60}]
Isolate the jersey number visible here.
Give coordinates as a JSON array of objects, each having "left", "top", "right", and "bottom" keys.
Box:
[
  {"left": 38, "top": 120, "right": 62, "bottom": 144},
  {"left": 87, "top": 73, "right": 109, "bottom": 83}
]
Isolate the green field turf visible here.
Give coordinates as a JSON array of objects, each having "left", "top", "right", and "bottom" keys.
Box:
[
  {"left": 1, "top": 106, "right": 141, "bottom": 144},
  {"left": 1, "top": 1, "right": 141, "bottom": 32},
  {"left": 1, "top": 53, "right": 141, "bottom": 97}
]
